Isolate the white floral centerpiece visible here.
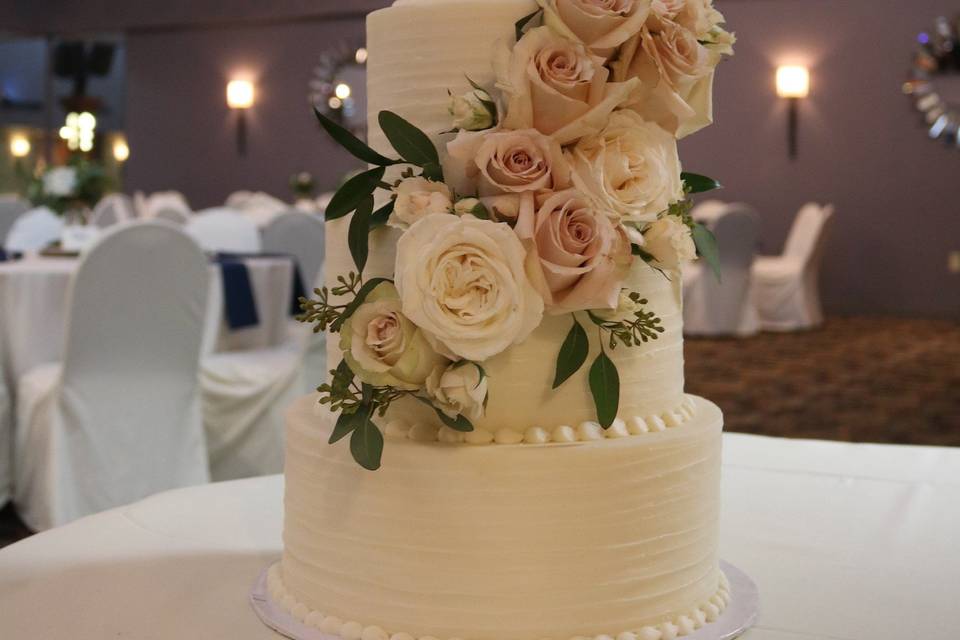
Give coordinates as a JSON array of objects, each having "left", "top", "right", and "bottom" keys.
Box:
[
  {"left": 27, "top": 160, "right": 109, "bottom": 218},
  {"left": 299, "top": 0, "right": 734, "bottom": 469}
]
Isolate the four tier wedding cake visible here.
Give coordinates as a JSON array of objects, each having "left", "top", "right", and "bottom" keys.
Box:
[{"left": 266, "top": 1, "right": 736, "bottom": 639}]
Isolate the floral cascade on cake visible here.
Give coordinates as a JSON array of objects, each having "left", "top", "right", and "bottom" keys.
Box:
[{"left": 300, "top": 0, "right": 734, "bottom": 471}]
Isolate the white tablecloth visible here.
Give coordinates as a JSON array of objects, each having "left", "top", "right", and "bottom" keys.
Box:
[
  {"left": 0, "top": 255, "right": 294, "bottom": 504},
  {"left": 0, "top": 433, "right": 957, "bottom": 639}
]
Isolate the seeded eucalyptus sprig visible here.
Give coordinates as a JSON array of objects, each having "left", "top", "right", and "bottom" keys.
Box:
[
  {"left": 587, "top": 296, "right": 665, "bottom": 350},
  {"left": 297, "top": 272, "right": 393, "bottom": 334}
]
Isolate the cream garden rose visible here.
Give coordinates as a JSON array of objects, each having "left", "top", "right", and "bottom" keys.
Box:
[
  {"left": 516, "top": 189, "right": 633, "bottom": 314},
  {"left": 612, "top": 20, "right": 721, "bottom": 138},
  {"left": 389, "top": 177, "right": 453, "bottom": 229},
  {"left": 496, "top": 26, "right": 638, "bottom": 145},
  {"left": 642, "top": 215, "right": 696, "bottom": 268},
  {"left": 570, "top": 109, "right": 683, "bottom": 223},
  {"left": 395, "top": 215, "right": 544, "bottom": 362},
  {"left": 426, "top": 362, "right": 488, "bottom": 422},
  {"left": 339, "top": 283, "right": 447, "bottom": 390},
  {"left": 537, "top": 0, "right": 651, "bottom": 53},
  {"left": 449, "top": 89, "right": 496, "bottom": 131},
  {"left": 469, "top": 129, "right": 572, "bottom": 196}
]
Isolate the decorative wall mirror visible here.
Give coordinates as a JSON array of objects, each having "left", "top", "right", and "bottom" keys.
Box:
[
  {"left": 903, "top": 15, "right": 960, "bottom": 147},
  {"left": 309, "top": 41, "right": 368, "bottom": 139}
]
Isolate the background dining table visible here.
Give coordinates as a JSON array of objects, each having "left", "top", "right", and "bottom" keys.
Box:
[
  {"left": 0, "top": 253, "right": 296, "bottom": 506},
  {"left": 0, "top": 430, "right": 957, "bottom": 639}
]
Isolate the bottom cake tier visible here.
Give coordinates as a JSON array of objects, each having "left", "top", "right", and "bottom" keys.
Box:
[{"left": 277, "top": 394, "right": 727, "bottom": 640}]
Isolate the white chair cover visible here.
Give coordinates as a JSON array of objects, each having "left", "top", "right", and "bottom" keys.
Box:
[
  {"left": 225, "top": 191, "right": 255, "bottom": 209},
  {"left": 261, "top": 210, "right": 325, "bottom": 294},
  {"left": 690, "top": 199, "right": 728, "bottom": 225},
  {"left": 0, "top": 196, "right": 30, "bottom": 246},
  {"left": 751, "top": 203, "right": 836, "bottom": 331},
  {"left": 4, "top": 207, "right": 63, "bottom": 252},
  {"left": 230, "top": 192, "right": 289, "bottom": 229},
  {"left": 134, "top": 191, "right": 191, "bottom": 220},
  {"left": 153, "top": 207, "right": 189, "bottom": 225},
  {"left": 13, "top": 221, "right": 211, "bottom": 531},
  {"left": 90, "top": 194, "right": 135, "bottom": 228},
  {"left": 683, "top": 204, "right": 760, "bottom": 336},
  {"left": 186, "top": 208, "right": 262, "bottom": 253}
]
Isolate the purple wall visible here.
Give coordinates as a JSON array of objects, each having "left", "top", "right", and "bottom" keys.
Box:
[{"left": 680, "top": 0, "right": 960, "bottom": 317}]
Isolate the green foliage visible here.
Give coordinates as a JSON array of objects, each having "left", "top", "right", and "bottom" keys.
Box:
[
  {"left": 329, "top": 277, "right": 393, "bottom": 332},
  {"left": 369, "top": 200, "right": 395, "bottom": 229},
  {"left": 692, "top": 222, "right": 722, "bottom": 282},
  {"left": 553, "top": 316, "right": 589, "bottom": 389},
  {"left": 348, "top": 195, "right": 373, "bottom": 272},
  {"left": 413, "top": 395, "right": 475, "bottom": 433},
  {"left": 587, "top": 294, "right": 665, "bottom": 350},
  {"left": 589, "top": 350, "right": 620, "bottom": 428},
  {"left": 681, "top": 172, "right": 722, "bottom": 194},
  {"left": 313, "top": 107, "right": 399, "bottom": 167},
  {"left": 350, "top": 401, "right": 384, "bottom": 471},
  {"left": 325, "top": 167, "right": 386, "bottom": 221},
  {"left": 515, "top": 9, "right": 543, "bottom": 42},
  {"left": 378, "top": 111, "right": 440, "bottom": 168},
  {"left": 297, "top": 273, "right": 392, "bottom": 334}
]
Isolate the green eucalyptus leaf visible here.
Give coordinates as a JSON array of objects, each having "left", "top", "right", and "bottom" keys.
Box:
[
  {"left": 412, "top": 395, "right": 475, "bottom": 433},
  {"left": 314, "top": 107, "right": 399, "bottom": 167},
  {"left": 329, "top": 411, "right": 358, "bottom": 444},
  {"left": 370, "top": 200, "right": 395, "bottom": 229},
  {"left": 589, "top": 351, "right": 620, "bottom": 428},
  {"left": 470, "top": 200, "right": 491, "bottom": 220},
  {"left": 421, "top": 162, "right": 445, "bottom": 183},
  {"left": 349, "top": 407, "right": 383, "bottom": 471},
  {"left": 515, "top": 9, "right": 541, "bottom": 42},
  {"left": 631, "top": 244, "right": 656, "bottom": 262},
  {"left": 681, "top": 172, "right": 722, "bottom": 194},
  {"left": 348, "top": 195, "right": 373, "bottom": 273},
  {"left": 692, "top": 222, "right": 722, "bottom": 282},
  {"left": 330, "top": 277, "right": 393, "bottom": 332},
  {"left": 325, "top": 167, "right": 386, "bottom": 221},
  {"left": 378, "top": 111, "right": 439, "bottom": 167},
  {"left": 553, "top": 317, "right": 589, "bottom": 389}
]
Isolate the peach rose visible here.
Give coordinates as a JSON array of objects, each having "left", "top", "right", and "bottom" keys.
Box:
[
  {"left": 612, "top": 20, "right": 720, "bottom": 138},
  {"left": 537, "top": 0, "right": 651, "bottom": 53},
  {"left": 516, "top": 189, "right": 633, "bottom": 314},
  {"left": 495, "top": 26, "right": 639, "bottom": 145},
  {"left": 469, "top": 129, "right": 572, "bottom": 196}
]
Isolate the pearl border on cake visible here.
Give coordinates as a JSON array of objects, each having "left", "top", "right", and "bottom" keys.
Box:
[
  {"left": 266, "top": 564, "right": 730, "bottom": 640},
  {"left": 383, "top": 396, "right": 699, "bottom": 446}
]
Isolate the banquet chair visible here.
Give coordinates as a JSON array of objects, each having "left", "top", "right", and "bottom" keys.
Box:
[
  {"left": 225, "top": 190, "right": 255, "bottom": 209},
  {"left": 186, "top": 208, "right": 262, "bottom": 253},
  {"left": 262, "top": 210, "right": 325, "bottom": 293},
  {"left": 683, "top": 204, "right": 760, "bottom": 336},
  {"left": 229, "top": 191, "right": 288, "bottom": 229},
  {"left": 690, "top": 198, "right": 728, "bottom": 225},
  {"left": 750, "top": 203, "right": 836, "bottom": 331},
  {"left": 4, "top": 207, "right": 63, "bottom": 252},
  {"left": 91, "top": 193, "right": 136, "bottom": 228},
  {"left": 0, "top": 196, "right": 30, "bottom": 245},
  {"left": 134, "top": 190, "right": 191, "bottom": 219},
  {"left": 153, "top": 207, "right": 189, "bottom": 225},
  {"left": 13, "top": 221, "right": 211, "bottom": 531}
]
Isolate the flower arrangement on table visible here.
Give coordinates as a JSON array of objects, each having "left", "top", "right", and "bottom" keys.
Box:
[
  {"left": 299, "top": 0, "right": 734, "bottom": 469},
  {"left": 26, "top": 159, "right": 109, "bottom": 216}
]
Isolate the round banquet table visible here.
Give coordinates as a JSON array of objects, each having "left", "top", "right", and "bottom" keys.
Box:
[
  {"left": 0, "top": 432, "right": 958, "bottom": 639},
  {"left": 0, "top": 254, "right": 294, "bottom": 505}
]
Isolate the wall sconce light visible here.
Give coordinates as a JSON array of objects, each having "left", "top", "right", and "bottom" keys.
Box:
[
  {"left": 113, "top": 136, "right": 130, "bottom": 163},
  {"left": 10, "top": 133, "right": 31, "bottom": 158},
  {"left": 776, "top": 65, "right": 809, "bottom": 159},
  {"left": 226, "top": 79, "right": 255, "bottom": 155}
]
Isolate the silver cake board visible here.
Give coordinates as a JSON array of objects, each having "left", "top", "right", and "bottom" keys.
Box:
[{"left": 250, "top": 560, "right": 758, "bottom": 640}]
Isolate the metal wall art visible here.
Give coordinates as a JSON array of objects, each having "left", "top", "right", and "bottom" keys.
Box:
[
  {"left": 309, "top": 41, "right": 369, "bottom": 139},
  {"left": 903, "top": 15, "right": 960, "bottom": 147}
]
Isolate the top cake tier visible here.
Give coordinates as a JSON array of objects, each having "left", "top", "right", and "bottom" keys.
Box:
[{"left": 319, "top": 0, "right": 688, "bottom": 432}]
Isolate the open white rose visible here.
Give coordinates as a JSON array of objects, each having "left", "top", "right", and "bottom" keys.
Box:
[
  {"left": 43, "top": 167, "right": 78, "bottom": 198},
  {"left": 425, "top": 361, "right": 488, "bottom": 422},
  {"left": 389, "top": 177, "right": 453, "bottom": 229},
  {"left": 642, "top": 215, "right": 696, "bottom": 268},
  {"left": 537, "top": 0, "right": 651, "bottom": 54},
  {"left": 612, "top": 21, "right": 720, "bottom": 138},
  {"left": 495, "top": 26, "right": 639, "bottom": 145},
  {"left": 570, "top": 110, "right": 683, "bottom": 223},
  {"left": 516, "top": 189, "right": 633, "bottom": 314},
  {"left": 395, "top": 215, "right": 544, "bottom": 362},
  {"left": 339, "top": 282, "right": 447, "bottom": 390},
  {"left": 467, "top": 129, "right": 572, "bottom": 196},
  {"left": 449, "top": 89, "right": 496, "bottom": 131}
]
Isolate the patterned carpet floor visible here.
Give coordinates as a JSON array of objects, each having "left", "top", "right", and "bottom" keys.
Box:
[{"left": 2, "top": 315, "right": 958, "bottom": 549}]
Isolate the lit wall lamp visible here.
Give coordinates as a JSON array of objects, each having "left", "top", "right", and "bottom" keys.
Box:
[
  {"left": 776, "top": 65, "right": 810, "bottom": 159},
  {"left": 113, "top": 136, "right": 130, "bottom": 163},
  {"left": 10, "top": 133, "right": 31, "bottom": 158},
  {"left": 226, "top": 79, "right": 255, "bottom": 155}
]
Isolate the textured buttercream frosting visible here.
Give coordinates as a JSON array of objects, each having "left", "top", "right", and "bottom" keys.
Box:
[{"left": 280, "top": 394, "right": 725, "bottom": 640}]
